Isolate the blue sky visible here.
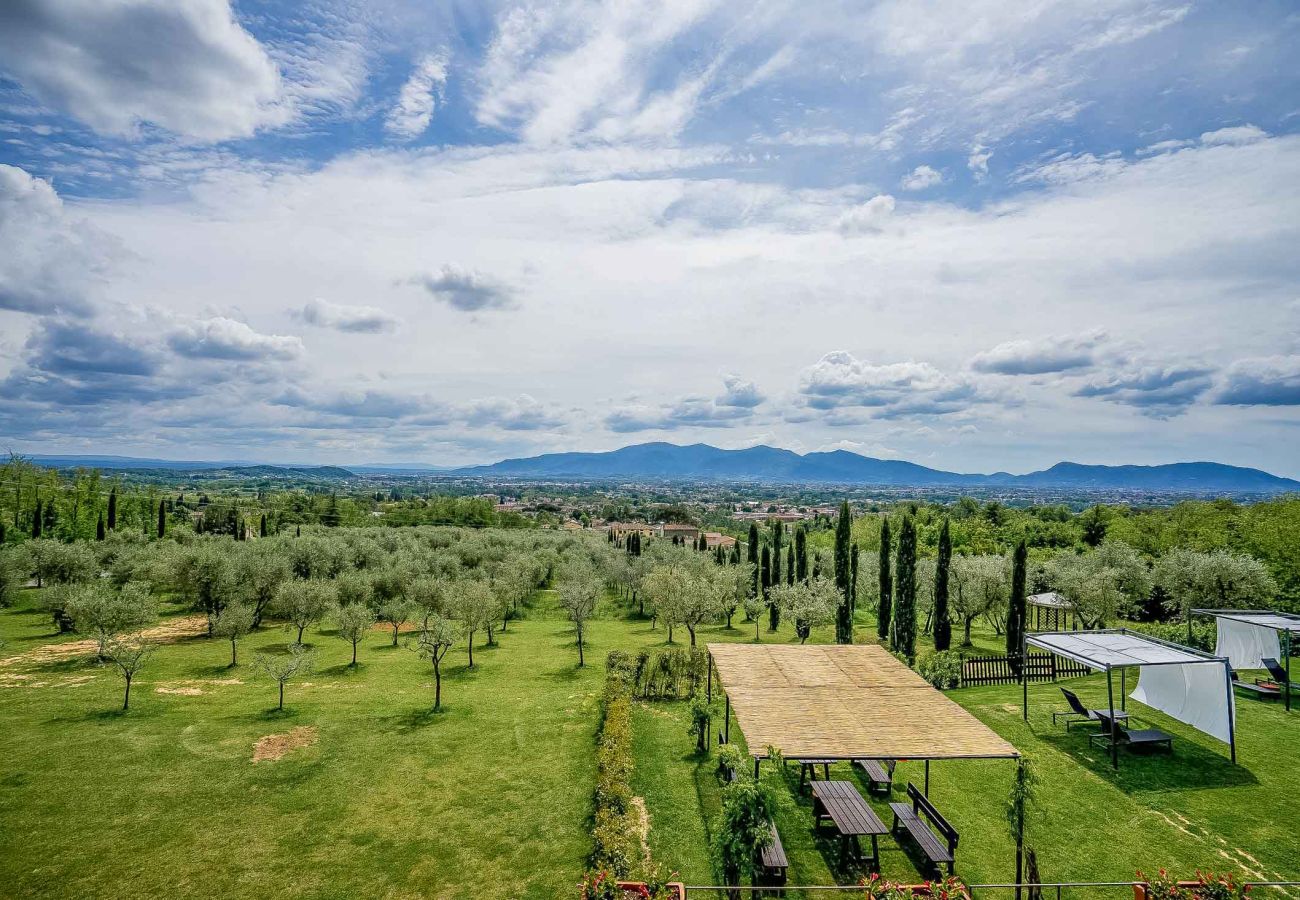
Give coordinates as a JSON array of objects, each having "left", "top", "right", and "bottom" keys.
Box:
[{"left": 1, "top": 0, "right": 1298, "bottom": 474}]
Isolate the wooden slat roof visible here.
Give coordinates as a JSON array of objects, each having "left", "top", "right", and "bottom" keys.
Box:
[{"left": 708, "top": 643, "right": 1020, "bottom": 761}]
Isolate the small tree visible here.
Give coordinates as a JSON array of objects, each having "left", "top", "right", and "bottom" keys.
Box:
[
  {"left": 558, "top": 560, "right": 601, "bottom": 666},
  {"left": 104, "top": 636, "right": 154, "bottom": 711},
  {"left": 274, "top": 579, "right": 335, "bottom": 644},
  {"left": 1006, "top": 757, "right": 1039, "bottom": 900},
  {"left": 65, "top": 581, "right": 157, "bottom": 661},
  {"left": 451, "top": 579, "right": 496, "bottom": 669},
  {"left": 334, "top": 603, "right": 375, "bottom": 667},
  {"left": 713, "top": 773, "right": 776, "bottom": 892},
  {"left": 377, "top": 598, "right": 418, "bottom": 647},
  {"left": 688, "top": 695, "right": 716, "bottom": 753},
  {"left": 773, "top": 577, "right": 839, "bottom": 643},
  {"left": 410, "top": 616, "right": 459, "bottom": 710},
  {"left": 742, "top": 590, "right": 767, "bottom": 642},
  {"left": 212, "top": 602, "right": 256, "bottom": 667},
  {"left": 934, "top": 519, "right": 953, "bottom": 651},
  {"left": 252, "top": 644, "right": 316, "bottom": 711},
  {"left": 1007, "top": 540, "right": 1028, "bottom": 667}
]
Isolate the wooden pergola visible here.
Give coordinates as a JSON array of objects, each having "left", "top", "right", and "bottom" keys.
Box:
[{"left": 706, "top": 643, "right": 1020, "bottom": 783}]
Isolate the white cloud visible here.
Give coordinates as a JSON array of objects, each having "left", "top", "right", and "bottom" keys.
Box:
[
  {"left": 836, "top": 194, "right": 895, "bottom": 234},
  {"left": 1200, "top": 124, "right": 1268, "bottom": 147},
  {"left": 900, "top": 165, "right": 944, "bottom": 191},
  {"left": 0, "top": 0, "right": 286, "bottom": 142},
  {"left": 968, "top": 146, "right": 992, "bottom": 180},
  {"left": 1214, "top": 356, "right": 1300, "bottom": 406},
  {"left": 296, "top": 299, "right": 400, "bottom": 334},
  {"left": 797, "top": 351, "right": 981, "bottom": 417},
  {"left": 385, "top": 53, "right": 449, "bottom": 139},
  {"left": 0, "top": 164, "right": 115, "bottom": 316},
  {"left": 168, "top": 317, "right": 304, "bottom": 361},
  {"left": 411, "top": 265, "right": 518, "bottom": 312},
  {"left": 971, "top": 333, "right": 1106, "bottom": 375}
]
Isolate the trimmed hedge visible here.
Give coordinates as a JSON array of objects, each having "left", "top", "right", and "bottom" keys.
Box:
[{"left": 592, "top": 653, "right": 639, "bottom": 876}]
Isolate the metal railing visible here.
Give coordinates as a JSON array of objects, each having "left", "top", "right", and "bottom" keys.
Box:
[{"left": 679, "top": 881, "right": 1300, "bottom": 899}]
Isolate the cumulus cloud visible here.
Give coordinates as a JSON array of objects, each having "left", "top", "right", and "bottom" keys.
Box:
[
  {"left": 24, "top": 318, "right": 158, "bottom": 377},
  {"left": 971, "top": 333, "right": 1105, "bottom": 375},
  {"left": 0, "top": 164, "right": 114, "bottom": 316},
  {"left": 168, "top": 317, "right": 304, "bottom": 361},
  {"left": 385, "top": 53, "right": 448, "bottom": 139},
  {"left": 412, "top": 265, "right": 518, "bottom": 312},
  {"left": 1200, "top": 124, "right": 1268, "bottom": 147},
  {"left": 1214, "top": 356, "right": 1300, "bottom": 406},
  {"left": 900, "top": 165, "right": 944, "bottom": 191},
  {"left": 968, "top": 146, "right": 992, "bottom": 180},
  {"left": 296, "top": 299, "right": 400, "bottom": 334},
  {"left": 274, "top": 387, "right": 432, "bottom": 420},
  {"left": 463, "top": 395, "right": 567, "bottom": 431},
  {"left": 1074, "top": 364, "right": 1214, "bottom": 415},
  {"left": 718, "top": 375, "right": 764, "bottom": 408},
  {"left": 798, "top": 351, "right": 978, "bottom": 417},
  {"left": 0, "top": 0, "right": 286, "bottom": 142},
  {"left": 836, "top": 195, "right": 895, "bottom": 234}
]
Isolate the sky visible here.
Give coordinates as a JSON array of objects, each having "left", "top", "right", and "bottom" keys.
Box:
[{"left": 1, "top": 0, "right": 1298, "bottom": 476}]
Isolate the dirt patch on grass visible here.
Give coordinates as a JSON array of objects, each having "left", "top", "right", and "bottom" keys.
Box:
[
  {"left": 630, "top": 795, "right": 652, "bottom": 871},
  {"left": 0, "top": 616, "right": 209, "bottom": 670},
  {"left": 157, "top": 686, "right": 204, "bottom": 696},
  {"left": 252, "top": 726, "right": 319, "bottom": 763},
  {"left": 153, "top": 677, "right": 244, "bottom": 696}
]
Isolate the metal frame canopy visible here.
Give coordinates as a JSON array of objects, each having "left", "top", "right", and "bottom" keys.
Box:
[
  {"left": 706, "top": 643, "right": 1020, "bottom": 764},
  {"left": 1023, "top": 629, "right": 1237, "bottom": 769},
  {"left": 1028, "top": 592, "right": 1077, "bottom": 631},
  {"left": 1193, "top": 609, "right": 1300, "bottom": 711}
]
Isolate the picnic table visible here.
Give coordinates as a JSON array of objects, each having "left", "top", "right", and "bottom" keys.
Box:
[
  {"left": 792, "top": 757, "right": 836, "bottom": 790},
  {"left": 811, "top": 780, "right": 887, "bottom": 870}
]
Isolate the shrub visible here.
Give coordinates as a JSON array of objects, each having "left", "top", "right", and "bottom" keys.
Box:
[
  {"left": 1126, "top": 621, "right": 1215, "bottom": 653},
  {"left": 917, "top": 650, "right": 963, "bottom": 689},
  {"left": 717, "top": 743, "right": 747, "bottom": 781},
  {"left": 591, "top": 669, "right": 639, "bottom": 877}
]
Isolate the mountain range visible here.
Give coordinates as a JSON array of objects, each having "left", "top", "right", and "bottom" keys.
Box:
[{"left": 453, "top": 442, "right": 1300, "bottom": 493}]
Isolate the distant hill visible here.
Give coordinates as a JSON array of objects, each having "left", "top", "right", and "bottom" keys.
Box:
[
  {"left": 220, "top": 465, "right": 356, "bottom": 479},
  {"left": 455, "top": 442, "right": 1300, "bottom": 494}
]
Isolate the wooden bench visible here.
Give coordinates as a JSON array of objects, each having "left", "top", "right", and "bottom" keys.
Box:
[
  {"left": 854, "top": 758, "right": 895, "bottom": 796},
  {"left": 755, "top": 821, "right": 789, "bottom": 890},
  {"left": 889, "top": 783, "right": 958, "bottom": 875},
  {"left": 811, "top": 780, "right": 887, "bottom": 871},
  {"left": 791, "top": 757, "right": 836, "bottom": 791}
]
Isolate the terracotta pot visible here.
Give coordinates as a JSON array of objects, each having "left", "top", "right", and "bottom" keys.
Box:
[{"left": 615, "top": 881, "right": 686, "bottom": 899}]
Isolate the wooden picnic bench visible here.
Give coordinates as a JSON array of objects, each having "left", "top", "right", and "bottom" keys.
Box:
[
  {"left": 811, "top": 780, "right": 887, "bottom": 871},
  {"left": 791, "top": 757, "right": 836, "bottom": 791},
  {"left": 889, "top": 782, "right": 958, "bottom": 876},
  {"left": 755, "top": 821, "right": 789, "bottom": 892},
  {"left": 854, "top": 758, "right": 895, "bottom": 796}
]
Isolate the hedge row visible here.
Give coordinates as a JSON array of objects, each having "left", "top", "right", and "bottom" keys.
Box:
[
  {"left": 610, "top": 647, "right": 708, "bottom": 700},
  {"left": 591, "top": 653, "right": 639, "bottom": 877}
]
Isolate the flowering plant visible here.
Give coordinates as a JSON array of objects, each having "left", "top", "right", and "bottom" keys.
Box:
[
  {"left": 1138, "top": 869, "right": 1189, "bottom": 900},
  {"left": 1195, "top": 871, "right": 1243, "bottom": 900},
  {"left": 580, "top": 869, "right": 622, "bottom": 900},
  {"left": 859, "top": 872, "right": 919, "bottom": 900}
]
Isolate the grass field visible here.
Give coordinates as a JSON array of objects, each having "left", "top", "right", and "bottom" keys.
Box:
[{"left": 3, "top": 587, "right": 1299, "bottom": 899}]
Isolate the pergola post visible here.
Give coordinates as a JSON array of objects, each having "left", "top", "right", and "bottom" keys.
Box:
[
  {"left": 1022, "top": 630, "right": 1029, "bottom": 722},
  {"left": 1121, "top": 667, "right": 1126, "bottom": 712},
  {"left": 924, "top": 760, "right": 930, "bottom": 796},
  {"left": 1224, "top": 661, "right": 1237, "bottom": 765},
  {"left": 1286, "top": 632, "right": 1293, "bottom": 713},
  {"left": 1106, "top": 667, "right": 1118, "bottom": 770},
  {"left": 707, "top": 653, "right": 713, "bottom": 703}
]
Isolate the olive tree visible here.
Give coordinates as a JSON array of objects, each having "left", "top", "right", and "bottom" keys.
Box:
[
  {"left": 273, "top": 579, "right": 335, "bottom": 644},
  {"left": 1048, "top": 542, "right": 1151, "bottom": 628},
  {"left": 333, "top": 602, "right": 375, "bottom": 666},
  {"left": 773, "top": 577, "right": 839, "bottom": 643},
  {"left": 252, "top": 644, "right": 316, "bottom": 711},
  {"left": 557, "top": 559, "right": 601, "bottom": 666},
  {"left": 104, "top": 636, "right": 154, "bottom": 711},
  {"left": 64, "top": 581, "right": 157, "bottom": 660},
  {"left": 450, "top": 579, "right": 496, "bottom": 668},
  {"left": 1154, "top": 548, "right": 1277, "bottom": 620},
  {"left": 410, "top": 616, "right": 460, "bottom": 710},
  {"left": 212, "top": 602, "right": 256, "bottom": 667},
  {"left": 950, "top": 555, "right": 1008, "bottom": 647},
  {"left": 377, "top": 598, "right": 418, "bottom": 646}
]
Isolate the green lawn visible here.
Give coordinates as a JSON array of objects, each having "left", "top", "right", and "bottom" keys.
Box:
[{"left": 3, "top": 588, "right": 1299, "bottom": 899}]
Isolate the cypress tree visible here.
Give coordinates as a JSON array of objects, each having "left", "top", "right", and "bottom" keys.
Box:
[
  {"left": 934, "top": 519, "right": 952, "bottom": 651},
  {"left": 96, "top": 512, "right": 105, "bottom": 541},
  {"left": 772, "top": 520, "right": 783, "bottom": 586},
  {"left": 833, "top": 500, "right": 853, "bottom": 644},
  {"left": 32, "top": 500, "right": 42, "bottom": 538},
  {"left": 786, "top": 544, "right": 794, "bottom": 586},
  {"left": 850, "top": 543, "right": 859, "bottom": 611},
  {"left": 158, "top": 500, "right": 166, "bottom": 538},
  {"left": 762, "top": 545, "right": 779, "bottom": 630},
  {"left": 876, "top": 518, "right": 892, "bottom": 641},
  {"left": 795, "top": 526, "right": 808, "bottom": 582},
  {"left": 747, "top": 522, "right": 759, "bottom": 564},
  {"left": 893, "top": 516, "right": 917, "bottom": 663},
  {"left": 43, "top": 500, "right": 55, "bottom": 533},
  {"left": 1008, "top": 539, "right": 1028, "bottom": 667},
  {"left": 260, "top": 513, "right": 268, "bottom": 538},
  {"left": 106, "top": 488, "right": 117, "bottom": 530}
]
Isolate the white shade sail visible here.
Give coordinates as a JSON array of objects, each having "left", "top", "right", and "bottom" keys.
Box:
[
  {"left": 1214, "top": 615, "right": 1283, "bottom": 671},
  {"left": 1027, "top": 630, "right": 1235, "bottom": 747}
]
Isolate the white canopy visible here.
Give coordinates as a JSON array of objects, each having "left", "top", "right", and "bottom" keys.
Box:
[
  {"left": 1192, "top": 611, "right": 1299, "bottom": 671},
  {"left": 1028, "top": 591, "right": 1073, "bottom": 610},
  {"left": 1027, "top": 630, "right": 1236, "bottom": 747}
]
